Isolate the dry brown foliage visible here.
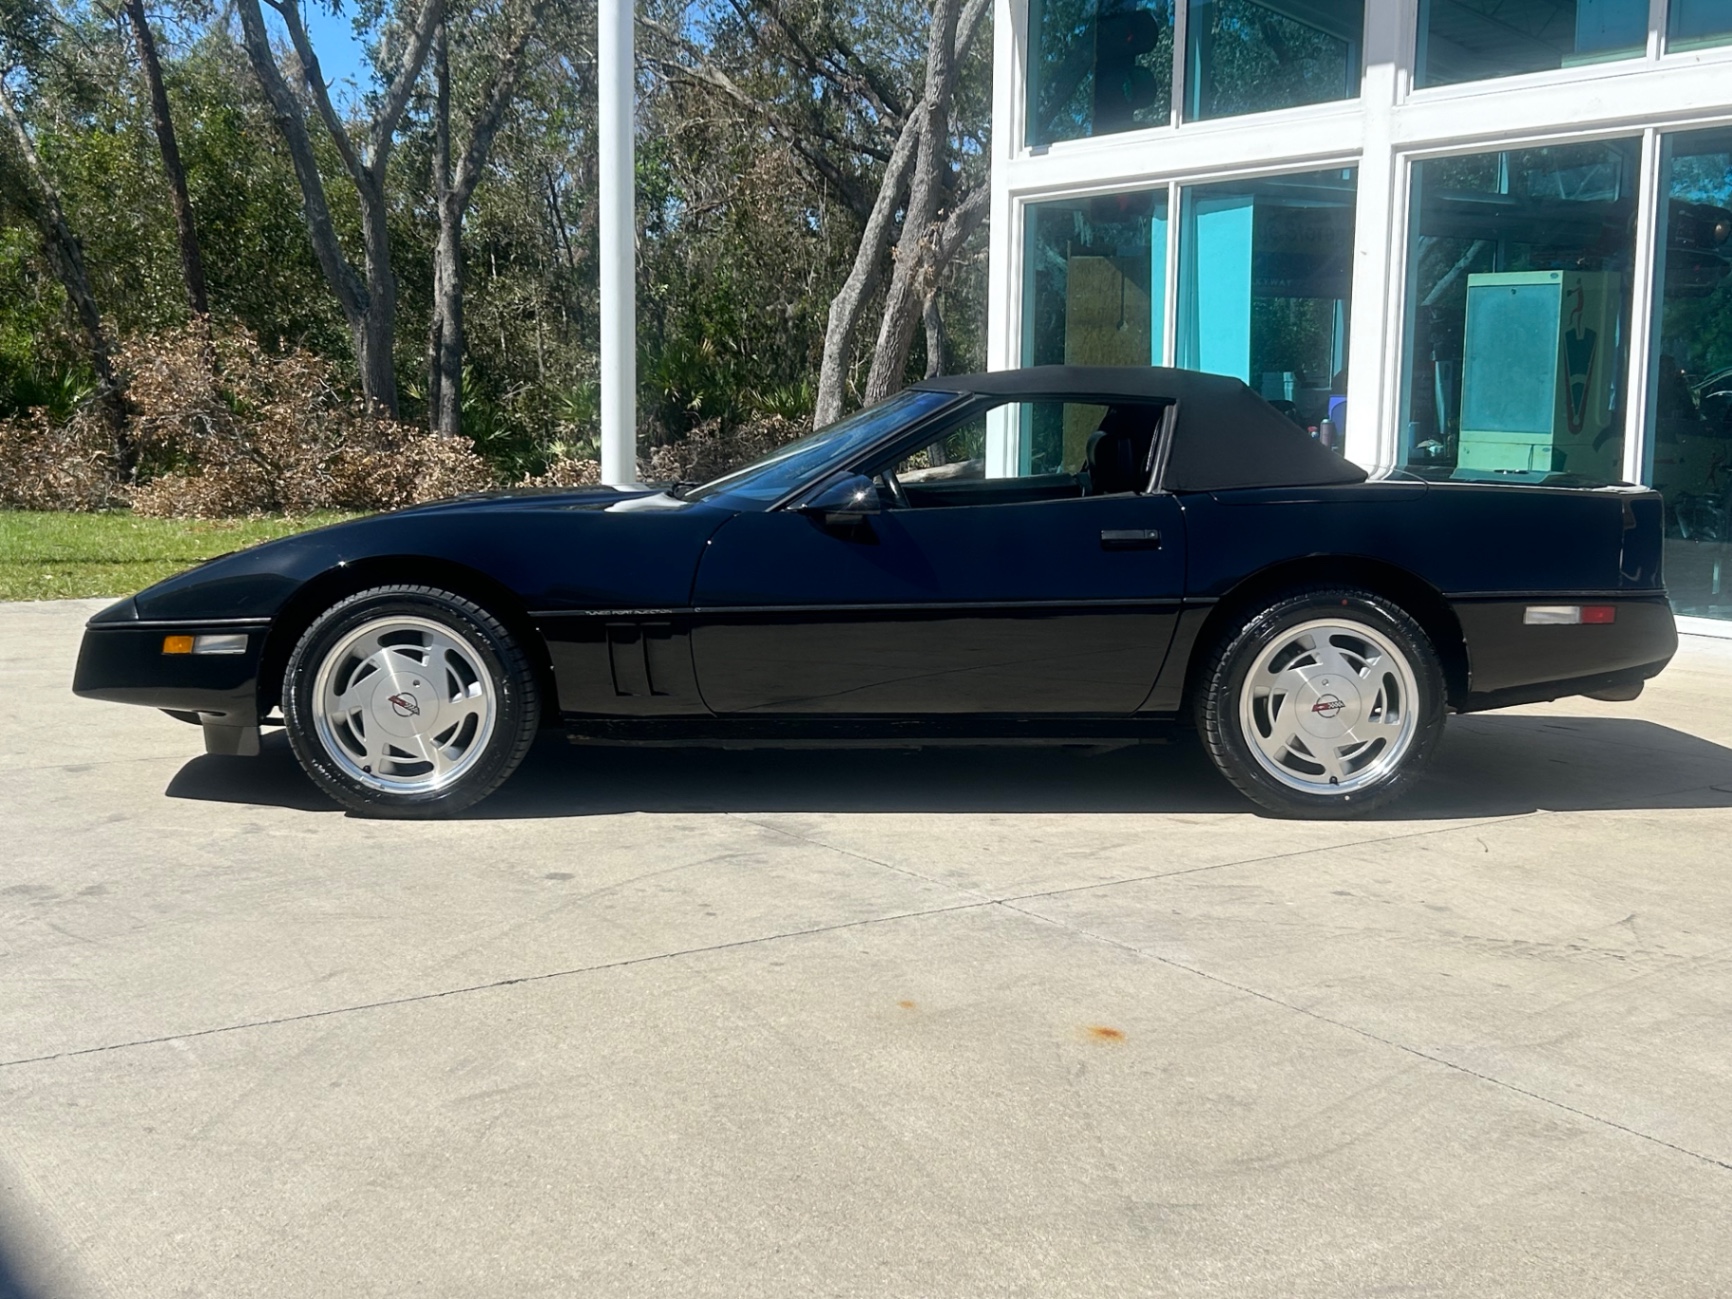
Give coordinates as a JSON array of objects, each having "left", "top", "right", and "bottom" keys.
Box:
[
  {"left": 2, "top": 324, "right": 493, "bottom": 516},
  {"left": 124, "top": 327, "right": 492, "bottom": 517},
  {"left": 520, "top": 455, "right": 602, "bottom": 488},
  {"left": 641, "top": 415, "right": 802, "bottom": 484},
  {"left": 4, "top": 326, "right": 814, "bottom": 516},
  {"left": 517, "top": 416, "right": 803, "bottom": 491},
  {"left": 0, "top": 410, "right": 123, "bottom": 511}
]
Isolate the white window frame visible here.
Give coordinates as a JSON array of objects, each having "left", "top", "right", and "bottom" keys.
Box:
[{"left": 990, "top": 0, "right": 1732, "bottom": 636}]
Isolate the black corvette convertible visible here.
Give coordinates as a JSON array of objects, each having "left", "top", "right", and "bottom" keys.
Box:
[{"left": 74, "top": 366, "right": 1678, "bottom": 818}]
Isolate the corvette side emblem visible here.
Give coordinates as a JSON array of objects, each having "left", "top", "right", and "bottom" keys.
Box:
[
  {"left": 1311, "top": 695, "right": 1346, "bottom": 719},
  {"left": 388, "top": 692, "right": 421, "bottom": 718}
]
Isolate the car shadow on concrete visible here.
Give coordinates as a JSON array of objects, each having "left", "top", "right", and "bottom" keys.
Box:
[{"left": 163, "top": 714, "right": 1732, "bottom": 820}]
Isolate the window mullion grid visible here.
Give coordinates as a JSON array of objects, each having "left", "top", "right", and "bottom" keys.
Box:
[
  {"left": 1648, "top": 0, "right": 1667, "bottom": 58},
  {"left": 1162, "top": 180, "right": 1182, "bottom": 366},
  {"left": 1170, "top": 0, "right": 1189, "bottom": 129},
  {"left": 1623, "top": 126, "right": 1665, "bottom": 486}
]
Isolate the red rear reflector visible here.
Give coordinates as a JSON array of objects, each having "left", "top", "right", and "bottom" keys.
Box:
[{"left": 1581, "top": 605, "right": 1617, "bottom": 625}]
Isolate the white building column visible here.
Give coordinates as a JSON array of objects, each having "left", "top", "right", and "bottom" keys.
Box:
[
  {"left": 1343, "top": 0, "right": 1416, "bottom": 474},
  {"left": 598, "top": 0, "right": 637, "bottom": 486}
]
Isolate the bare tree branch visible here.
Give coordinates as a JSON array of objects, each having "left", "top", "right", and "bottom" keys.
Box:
[
  {"left": 266, "top": 0, "right": 364, "bottom": 187},
  {"left": 368, "top": 0, "right": 445, "bottom": 172},
  {"left": 233, "top": 0, "right": 366, "bottom": 322},
  {"left": 453, "top": 0, "right": 550, "bottom": 207}
]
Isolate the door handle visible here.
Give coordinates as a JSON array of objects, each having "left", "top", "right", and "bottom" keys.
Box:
[{"left": 1100, "top": 529, "right": 1162, "bottom": 551}]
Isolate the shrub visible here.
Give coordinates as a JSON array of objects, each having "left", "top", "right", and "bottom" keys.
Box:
[
  {"left": 123, "top": 326, "right": 493, "bottom": 518},
  {"left": 519, "top": 454, "right": 602, "bottom": 488},
  {"left": 518, "top": 415, "right": 805, "bottom": 491},
  {"left": 0, "top": 409, "right": 122, "bottom": 511},
  {"left": 640, "top": 415, "right": 802, "bottom": 484}
]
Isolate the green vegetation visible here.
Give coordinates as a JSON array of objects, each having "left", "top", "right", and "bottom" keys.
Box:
[{"left": 0, "top": 510, "right": 354, "bottom": 601}]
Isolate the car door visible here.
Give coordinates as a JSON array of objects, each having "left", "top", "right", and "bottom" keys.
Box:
[{"left": 688, "top": 398, "right": 1187, "bottom": 715}]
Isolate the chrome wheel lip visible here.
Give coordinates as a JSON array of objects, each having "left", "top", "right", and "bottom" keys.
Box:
[
  {"left": 309, "top": 615, "right": 498, "bottom": 795},
  {"left": 1237, "top": 617, "right": 1421, "bottom": 797}
]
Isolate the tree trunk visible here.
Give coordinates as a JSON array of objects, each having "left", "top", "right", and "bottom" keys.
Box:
[
  {"left": 922, "top": 289, "right": 946, "bottom": 379},
  {"left": 862, "top": 0, "right": 963, "bottom": 408},
  {"left": 428, "top": 20, "right": 463, "bottom": 437},
  {"left": 812, "top": 115, "right": 920, "bottom": 426},
  {"left": 233, "top": 0, "right": 446, "bottom": 418},
  {"left": 423, "top": 5, "right": 545, "bottom": 437},
  {"left": 430, "top": 215, "right": 463, "bottom": 436},
  {"left": 0, "top": 82, "right": 131, "bottom": 476},
  {"left": 123, "top": 0, "right": 208, "bottom": 322}
]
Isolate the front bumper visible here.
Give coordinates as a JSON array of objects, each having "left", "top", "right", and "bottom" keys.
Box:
[{"left": 72, "top": 616, "right": 268, "bottom": 727}]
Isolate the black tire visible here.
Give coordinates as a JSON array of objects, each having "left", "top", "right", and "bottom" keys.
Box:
[
  {"left": 281, "top": 585, "right": 540, "bottom": 818},
  {"left": 1194, "top": 587, "right": 1447, "bottom": 818}
]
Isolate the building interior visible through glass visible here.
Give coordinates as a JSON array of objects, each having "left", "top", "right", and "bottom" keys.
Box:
[
  {"left": 1401, "top": 141, "right": 1638, "bottom": 483},
  {"left": 1179, "top": 169, "right": 1356, "bottom": 432},
  {"left": 1024, "top": 170, "right": 1356, "bottom": 437},
  {"left": 1651, "top": 128, "right": 1732, "bottom": 620},
  {"left": 1024, "top": 191, "right": 1169, "bottom": 371},
  {"left": 1417, "top": 0, "right": 1650, "bottom": 86},
  {"left": 1670, "top": 0, "right": 1732, "bottom": 49}
]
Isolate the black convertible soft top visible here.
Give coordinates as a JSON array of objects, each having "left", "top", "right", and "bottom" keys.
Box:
[{"left": 913, "top": 365, "right": 1367, "bottom": 492}]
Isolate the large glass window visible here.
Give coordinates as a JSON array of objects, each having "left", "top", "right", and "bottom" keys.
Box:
[
  {"left": 1646, "top": 129, "right": 1732, "bottom": 621},
  {"left": 1024, "top": 190, "right": 1169, "bottom": 368},
  {"left": 1177, "top": 168, "right": 1356, "bottom": 432},
  {"left": 1184, "top": 1, "right": 1363, "bottom": 121},
  {"left": 1028, "top": 0, "right": 1174, "bottom": 145},
  {"left": 1399, "top": 141, "right": 1640, "bottom": 485},
  {"left": 1668, "top": 0, "right": 1732, "bottom": 49},
  {"left": 1416, "top": 0, "right": 1648, "bottom": 88}
]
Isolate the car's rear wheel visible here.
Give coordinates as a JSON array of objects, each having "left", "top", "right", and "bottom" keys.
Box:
[
  {"left": 1195, "top": 588, "right": 1446, "bottom": 818},
  {"left": 282, "top": 586, "right": 540, "bottom": 817}
]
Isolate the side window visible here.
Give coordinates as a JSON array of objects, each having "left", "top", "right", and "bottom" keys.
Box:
[{"left": 878, "top": 400, "right": 1165, "bottom": 507}]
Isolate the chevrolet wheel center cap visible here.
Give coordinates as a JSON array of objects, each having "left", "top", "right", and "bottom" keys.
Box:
[
  {"left": 1295, "top": 673, "right": 1362, "bottom": 739},
  {"left": 370, "top": 673, "right": 440, "bottom": 739}
]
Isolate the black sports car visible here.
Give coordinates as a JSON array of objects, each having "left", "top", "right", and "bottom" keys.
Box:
[{"left": 73, "top": 366, "right": 1678, "bottom": 818}]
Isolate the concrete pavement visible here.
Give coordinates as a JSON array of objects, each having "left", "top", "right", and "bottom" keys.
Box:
[{"left": 2, "top": 597, "right": 1730, "bottom": 1297}]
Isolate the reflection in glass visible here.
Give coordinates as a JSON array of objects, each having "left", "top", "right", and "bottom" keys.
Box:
[
  {"left": 1669, "top": 0, "right": 1732, "bottom": 50},
  {"left": 1399, "top": 141, "right": 1639, "bottom": 486},
  {"left": 1027, "top": 0, "right": 1174, "bottom": 145},
  {"left": 1646, "top": 129, "right": 1732, "bottom": 621},
  {"left": 1177, "top": 168, "right": 1356, "bottom": 434},
  {"left": 1416, "top": 0, "right": 1647, "bottom": 88},
  {"left": 1024, "top": 190, "right": 1169, "bottom": 371},
  {"left": 1184, "top": 0, "right": 1362, "bottom": 121}
]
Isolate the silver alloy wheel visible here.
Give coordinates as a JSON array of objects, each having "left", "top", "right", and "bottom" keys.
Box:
[
  {"left": 310, "top": 615, "right": 497, "bottom": 794},
  {"left": 1237, "top": 618, "right": 1421, "bottom": 796}
]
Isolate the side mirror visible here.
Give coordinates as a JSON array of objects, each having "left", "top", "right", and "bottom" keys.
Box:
[{"left": 800, "top": 473, "right": 881, "bottom": 518}]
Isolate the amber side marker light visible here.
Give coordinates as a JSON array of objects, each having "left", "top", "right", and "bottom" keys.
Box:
[
  {"left": 1524, "top": 605, "right": 1617, "bottom": 626},
  {"left": 161, "top": 633, "right": 249, "bottom": 655}
]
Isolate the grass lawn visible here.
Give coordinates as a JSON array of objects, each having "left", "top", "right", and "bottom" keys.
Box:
[{"left": 0, "top": 511, "right": 357, "bottom": 602}]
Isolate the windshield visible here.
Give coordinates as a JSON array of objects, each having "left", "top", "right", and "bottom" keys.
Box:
[{"left": 682, "top": 389, "right": 957, "bottom": 505}]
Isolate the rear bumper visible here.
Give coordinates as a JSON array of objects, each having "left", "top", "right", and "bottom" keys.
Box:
[
  {"left": 1452, "top": 595, "right": 1677, "bottom": 713},
  {"left": 73, "top": 621, "right": 267, "bottom": 726}
]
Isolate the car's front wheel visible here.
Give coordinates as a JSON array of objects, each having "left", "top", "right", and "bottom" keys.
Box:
[
  {"left": 282, "top": 586, "right": 540, "bottom": 817},
  {"left": 1195, "top": 588, "right": 1446, "bottom": 818}
]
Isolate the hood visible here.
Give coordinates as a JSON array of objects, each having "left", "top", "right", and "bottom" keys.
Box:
[{"left": 382, "top": 484, "right": 670, "bottom": 515}]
